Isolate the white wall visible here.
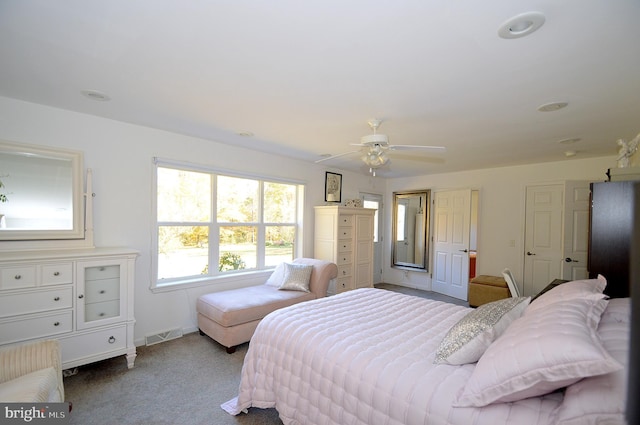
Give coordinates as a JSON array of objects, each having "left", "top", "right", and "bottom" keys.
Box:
[
  {"left": 0, "top": 95, "right": 619, "bottom": 341},
  {"left": 383, "top": 156, "right": 617, "bottom": 291},
  {"left": 0, "top": 96, "right": 384, "bottom": 344}
]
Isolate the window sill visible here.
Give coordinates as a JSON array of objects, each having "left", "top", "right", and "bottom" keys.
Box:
[{"left": 150, "top": 269, "right": 273, "bottom": 294}]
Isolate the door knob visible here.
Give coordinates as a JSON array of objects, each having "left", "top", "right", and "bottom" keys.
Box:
[
  {"left": 527, "top": 251, "right": 536, "bottom": 256},
  {"left": 565, "top": 257, "right": 579, "bottom": 263},
  {"left": 459, "top": 249, "right": 468, "bottom": 253}
]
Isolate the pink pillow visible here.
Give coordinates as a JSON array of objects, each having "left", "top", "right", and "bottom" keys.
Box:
[
  {"left": 264, "top": 262, "right": 286, "bottom": 287},
  {"left": 525, "top": 275, "right": 607, "bottom": 315},
  {"left": 553, "top": 298, "right": 630, "bottom": 425},
  {"left": 454, "top": 297, "right": 622, "bottom": 407}
]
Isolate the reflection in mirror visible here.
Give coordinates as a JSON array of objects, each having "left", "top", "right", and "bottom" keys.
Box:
[
  {"left": 392, "top": 190, "right": 430, "bottom": 271},
  {"left": 0, "top": 141, "right": 84, "bottom": 240}
]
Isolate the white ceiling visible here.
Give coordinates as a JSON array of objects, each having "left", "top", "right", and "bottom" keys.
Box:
[{"left": 1, "top": 1, "right": 639, "bottom": 178}]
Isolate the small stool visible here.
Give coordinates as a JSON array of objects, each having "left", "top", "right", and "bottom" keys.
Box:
[{"left": 468, "top": 275, "right": 510, "bottom": 307}]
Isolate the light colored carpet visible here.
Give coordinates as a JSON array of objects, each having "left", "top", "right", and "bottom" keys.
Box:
[
  {"left": 64, "top": 334, "right": 281, "bottom": 425},
  {"left": 63, "top": 285, "right": 466, "bottom": 424}
]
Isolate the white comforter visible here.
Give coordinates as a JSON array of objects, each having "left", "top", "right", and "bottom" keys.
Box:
[{"left": 223, "top": 288, "right": 563, "bottom": 425}]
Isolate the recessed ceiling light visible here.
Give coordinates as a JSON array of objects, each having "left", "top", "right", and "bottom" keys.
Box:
[
  {"left": 558, "top": 137, "right": 581, "bottom": 145},
  {"left": 237, "top": 131, "right": 254, "bottom": 137},
  {"left": 498, "top": 12, "right": 546, "bottom": 39},
  {"left": 537, "top": 102, "right": 568, "bottom": 112},
  {"left": 81, "top": 89, "right": 110, "bottom": 101},
  {"left": 564, "top": 150, "right": 577, "bottom": 157}
]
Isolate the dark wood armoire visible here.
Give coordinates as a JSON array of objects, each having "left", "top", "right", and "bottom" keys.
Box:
[
  {"left": 627, "top": 181, "right": 640, "bottom": 425},
  {"left": 588, "top": 180, "right": 638, "bottom": 298}
]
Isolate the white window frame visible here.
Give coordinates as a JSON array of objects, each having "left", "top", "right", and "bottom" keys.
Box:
[{"left": 150, "top": 158, "right": 305, "bottom": 292}]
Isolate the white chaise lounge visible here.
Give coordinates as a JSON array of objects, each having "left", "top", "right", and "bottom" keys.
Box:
[{"left": 196, "top": 258, "right": 338, "bottom": 353}]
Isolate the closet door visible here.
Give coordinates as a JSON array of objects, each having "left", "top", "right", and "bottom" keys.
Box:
[
  {"left": 562, "top": 181, "right": 590, "bottom": 281},
  {"left": 523, "top": 184, "right": 564, "bottom": 296}
]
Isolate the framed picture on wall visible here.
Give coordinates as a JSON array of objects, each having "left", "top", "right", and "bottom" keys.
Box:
[{"left": 325, "top": 172, "right": 342, "bottom": 203}]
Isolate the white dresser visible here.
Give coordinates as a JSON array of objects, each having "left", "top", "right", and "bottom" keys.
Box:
[
  {"left": 314, "top": 206, "right": 375, "bottom": 294},
  {"left": 0, "top": 247, "right": 138, "bottom": 369}
]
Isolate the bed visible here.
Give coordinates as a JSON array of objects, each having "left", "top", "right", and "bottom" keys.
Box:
[{"left": 222, "top": 280, "right": 629, "bottom": 425}]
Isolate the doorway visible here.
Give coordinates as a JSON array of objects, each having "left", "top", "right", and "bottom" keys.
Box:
[
  {"left": 431, "top": 189, "right": 479, "bottom": 300},
  {"left": 469, "top": 190, "right": 479, "bottom": 280},
  {"left": 360, "top": 192, "right": 383, "bottom": 284},
  {"left": 432, "top": 189, "right": 471, "bottom": 300}
]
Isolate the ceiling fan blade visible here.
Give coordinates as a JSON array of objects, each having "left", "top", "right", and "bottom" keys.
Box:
[
  {"left": 388, "top": 145, "right": 446, "bottom": 153},
  {"left": 314, "top": 150, "right": 361, "bottom": 163}
]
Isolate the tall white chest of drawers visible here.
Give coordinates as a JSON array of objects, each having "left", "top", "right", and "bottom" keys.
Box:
[
  {"left": 0, "top": 247, "right": 138, "bottom": 369},
  {"left": 314, "top": 206, "right": 375, "bottom": 294}
]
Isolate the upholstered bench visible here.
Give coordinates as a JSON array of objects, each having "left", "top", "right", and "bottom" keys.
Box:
[
  {"left": 468, "top": 274, "right": 510, "bottom": 307},
  {"left": 197, "top": 258, "right": 338, "bottom": 353}
]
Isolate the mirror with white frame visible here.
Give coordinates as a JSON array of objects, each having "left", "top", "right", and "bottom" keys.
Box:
[
  {"left": 392, "top": 190, "right": 430, "bottom": 271},
  {"left": 0, "top": 140, "right": 85, "bottom": 240}
]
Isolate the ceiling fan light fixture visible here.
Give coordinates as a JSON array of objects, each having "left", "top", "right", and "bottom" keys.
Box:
[
  {"left": 319, "top": 118, "right": 444, "bottom": 175},
  {"left": 361, "top": 133, "right": 389, "bottom": 145},
  {"left": 361, "top": 149, "right": 388, "bottom": 168}
]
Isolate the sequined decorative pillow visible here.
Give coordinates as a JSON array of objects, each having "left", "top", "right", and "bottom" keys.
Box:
[
  {"left": 278, "top": 263, "right": 313, "bottom": 292},
  {"left": 434, "top": 296, "right": 530, "bottom": 365}
]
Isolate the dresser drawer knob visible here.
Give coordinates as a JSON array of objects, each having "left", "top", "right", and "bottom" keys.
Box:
[
  {"left": 54, "top": 322, "right": 60, "bottom": 327},
  {"left": 99, "top": 290, "right": 106, "bottom": 294},
  {"left": 54, "top": 297, "right": 60, "bottom": 301},
  {"left": 99, "top": 267, "right": 106, "bottom": 271},
  {"left": 14, "top": 275, "right": 21, "bottom": 280},
  {"left": 99, "top": 312, "right": 105, "bottom": 317},
  {"left": 78, "top": 294, "right": 84, "bottom": 299},
  {"left": 53, "top": 271, "right": 60, "bottom": 276},
  {"left": 108, "top": 336, "right": 116, "bottom": 344},
  {"left": 342, "top": 270, "right": 346, "bottom": 275}
]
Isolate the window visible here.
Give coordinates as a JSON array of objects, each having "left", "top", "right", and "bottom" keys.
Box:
[
  {"left": 362, "top": 198, "right": 380, "bottom": 243},
  {"left": 396, "top": 203, "right": 406, "bottom": 241},
  {"left": 153, "top": 160, "right": 303, "bottom": 288}
]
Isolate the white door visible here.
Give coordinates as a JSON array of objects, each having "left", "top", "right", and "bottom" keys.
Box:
[
  {"left": 562, "top": 181, "right": 590, "bottom": 280},
  {"left": 361, "top": 193, "right": 383, "bottom": 284},
  {"left": 523, "top": 185, "right": 564, "bottom": 296},
  {"left": 432, "top": 189, "right": 471, "bottom": 300}
]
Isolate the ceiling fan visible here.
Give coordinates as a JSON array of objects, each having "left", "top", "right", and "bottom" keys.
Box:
[{"left": 316, "top": 119, "right": 446, "bottom": 176}]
